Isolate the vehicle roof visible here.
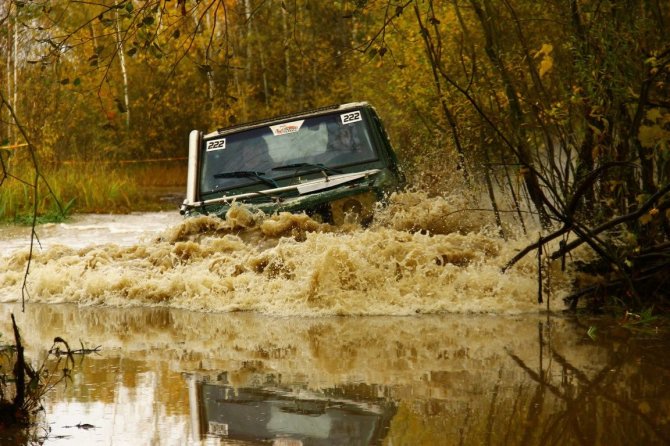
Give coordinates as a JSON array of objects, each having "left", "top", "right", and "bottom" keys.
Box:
[{"left": 203, "top": 101, "right": 371, "bottom": 139}]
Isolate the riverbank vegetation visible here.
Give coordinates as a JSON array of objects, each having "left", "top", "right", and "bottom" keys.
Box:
[
  {"left": 0, "top": 159, "right": 185, "bottom": 222},
  {"left": 1, "top": 0, "right": 669, "bottom": 311}
]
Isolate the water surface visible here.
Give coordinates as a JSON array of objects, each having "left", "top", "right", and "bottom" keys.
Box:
[
  {"left": 0, "top": 195, "right": 668, "bottom": 444},
  {"left": 1, "top": 304, "right": 668, "bottom": 445}
]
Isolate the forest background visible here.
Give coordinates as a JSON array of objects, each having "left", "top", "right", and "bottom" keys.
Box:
[{"left": 1, "top": 0, "right": 669, "bottom": 309}]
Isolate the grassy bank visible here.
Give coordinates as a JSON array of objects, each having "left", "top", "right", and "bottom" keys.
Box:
[{"left": 0, "top": 160, "right": 187, "bottom": 224}]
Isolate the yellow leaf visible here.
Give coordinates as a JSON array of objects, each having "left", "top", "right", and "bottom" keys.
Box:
[
  {"left": 636, "top": 193, "right": 651, "bottom": 205},
  {"left": 539, "top": 56, "right": 554, "bottom": 78},
  {"left": 646, "top": 108, "right": 662, "bottom": 122},
  {"left": 639, "top": 213, "right": 652, "bottom": 225},
  {"left": 535, "top": 43, "right": 554, "bottom": 78},
  {"left": 639, "top": 124, "right": 670, "bottom": 148},
  {"left": 535, "top": 43, "right": 553, "bottom": 58}
]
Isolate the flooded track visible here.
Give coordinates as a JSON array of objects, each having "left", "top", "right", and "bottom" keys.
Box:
[
  {"left": 0, "top": 193, "right": 573, "bottom": 315},
  {"left": 0, "top": 193, "right": 668, "bottom": 444}
]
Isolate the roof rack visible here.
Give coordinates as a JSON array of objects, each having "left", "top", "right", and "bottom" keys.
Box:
[{"left": 208, "top": 102, "right": 369, "bottom": 138}]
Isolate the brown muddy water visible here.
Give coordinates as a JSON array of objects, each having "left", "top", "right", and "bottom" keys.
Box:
[{"left": 0, "top": 193, "right": 669, "bottom": 445}]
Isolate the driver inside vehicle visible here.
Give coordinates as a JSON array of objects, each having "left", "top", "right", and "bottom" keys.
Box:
[
  {"left": 229, "top": 138, "right": 274, "bottom": 172},
  {"left": 320, "top": 123, "right": 360, "bottom": 165},
  {"left": 327, "top": 123, "right": 356, "bottom": 153}
]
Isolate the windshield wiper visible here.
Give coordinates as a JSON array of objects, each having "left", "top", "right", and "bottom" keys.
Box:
[
  {"left": 213, "top": 171, "right": 277, "bottom": 188},
  {"left": 272, "top": 163, "right": 342, "bottom": 177}
]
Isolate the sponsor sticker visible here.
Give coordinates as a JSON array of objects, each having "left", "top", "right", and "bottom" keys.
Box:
[
  {"left": 340, "top": 111, "right": 362, "bottom": 125},
  {"left": 208, "top": 421, "right": 229, "bottom": 436},
  {"left": 206, "top": 138, "right": 226, "bottom": 151},
  {"left": 270, "top": 120, "right": 304, "bottom": 136}
]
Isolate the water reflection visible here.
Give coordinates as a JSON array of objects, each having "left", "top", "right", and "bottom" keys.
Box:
[
  {"left": 502, "top": 321, "right": 670, "bottom": 446},
  {"left": 0, "top": 304, "right": 668, "bottom": 445},
  {"left": 187, "top": 374, "right": 396, "bottom": 445}
]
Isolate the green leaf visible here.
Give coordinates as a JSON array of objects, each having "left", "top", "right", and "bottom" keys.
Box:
[
  {"left": 587, "top": 326, "right": 597, "bottom": 341},
  {"left": 73, "top": 77, "right": 81, "bottom": 87},
  {"left": 143, "top": 16, "right": 155, "bottom": 26},
  {"left": 125, "top": 2, "right": 134, "bottom": 13}
]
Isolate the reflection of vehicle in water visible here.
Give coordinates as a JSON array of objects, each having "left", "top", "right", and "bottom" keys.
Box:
[
  {"left": 186, "top": 374, "right": 396, "bottom": 445},
  {"left": 180, "top": 102, "right": 405, "bottom": 224}
]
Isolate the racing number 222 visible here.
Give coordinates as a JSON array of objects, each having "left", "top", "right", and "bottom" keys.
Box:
[{"left": 341, "top": 111, "right": 362, "bottom": 125}]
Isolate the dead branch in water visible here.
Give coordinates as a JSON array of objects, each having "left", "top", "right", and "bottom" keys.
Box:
[
  {"left": 50, "top": 339, "right": 102, "bottom": 357},
  {"left": 502, "top": 173, "right": 670, "bottom": 309},
  {"left": 502, "top": 163, "right": 642, "bottom": 273},
  {"left": 502, "top": 158, "right": 670, "bottom": 308},
  {"left": 1, "top": 315, "right": 76, "bottom": 426}
]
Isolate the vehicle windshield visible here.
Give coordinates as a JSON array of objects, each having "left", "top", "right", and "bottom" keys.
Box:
[{"left": 200, "top": 110, "right": 377, "bottom": 195}]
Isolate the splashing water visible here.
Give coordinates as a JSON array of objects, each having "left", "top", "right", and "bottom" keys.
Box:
[{"left": 0, "top": 193, "right": 574, "bottom": 315}]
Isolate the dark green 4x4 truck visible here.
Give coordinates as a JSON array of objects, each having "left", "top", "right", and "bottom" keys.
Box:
[{"left": 180, "top": 102, "right": 405, "bottom": 224}]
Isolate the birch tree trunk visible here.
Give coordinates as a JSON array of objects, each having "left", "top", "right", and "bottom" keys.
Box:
[
  {"left": 256, "top": 19, "right": 269, "bottom": 110},
  {"left": 203, "top": 7, "right": 216, "bottom": 102},
  {"left": 281, "top": 5, "right": 291, "bottom": 98},
  {"left": 238, "top": 0, "right": 252, "bottom": 121},
  {"left": 114, "top": 1, "right": 130, "bottom": 129},
  {"left": 5, "top": 22, "right": 11, "bottom": 142},
  {"left": 13, "top": 14, "right": 18, "bottom": 134},
  {"left": 5, "top": 15, "right": 18, "bottom": 143}
]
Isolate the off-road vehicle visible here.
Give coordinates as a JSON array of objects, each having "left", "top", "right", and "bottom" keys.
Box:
[{"left": 180, "top": 102, "right": 405, "bottom": 224}]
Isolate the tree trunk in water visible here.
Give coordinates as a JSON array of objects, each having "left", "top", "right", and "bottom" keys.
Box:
[
  {"left": 482, "top": 129, "right": 506, "bottom": 239},
  {"left": 470, "top": 0, "right": 551, "bottom": 228},
  {"left": 413, "top": 4, "right": 470, "bottom": 184},
  {"left": 502, "top": 150, "right": 528, "bottom": 235},
  {"left": 11, "top": 314, "right": 25, "bottom": 411}
]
